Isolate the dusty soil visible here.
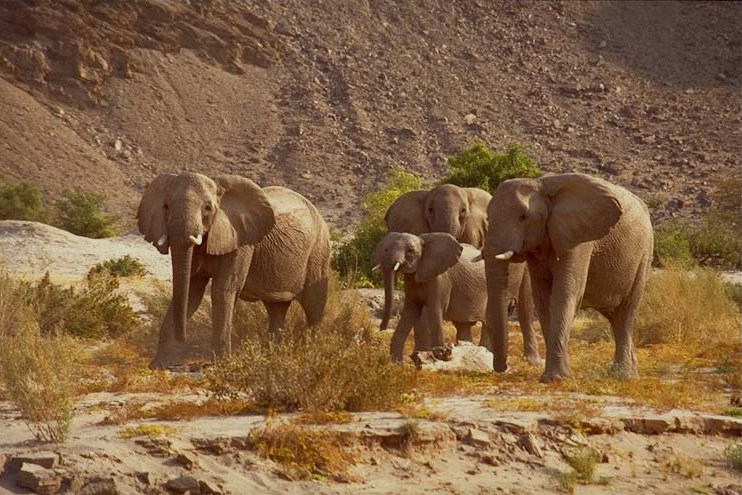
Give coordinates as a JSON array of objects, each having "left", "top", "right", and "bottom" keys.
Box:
[
  {"left": 1, "top": 1, "right": 740, "bottom": 230},
  {"left": 0, "top": 222, "right": 740, "bottom": 495}
]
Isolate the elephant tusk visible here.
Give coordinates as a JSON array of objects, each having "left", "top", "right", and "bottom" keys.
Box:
[
  {"left": 471, "top": 253, "right": 483, "bottom": 262},
  {"left": 188, "top": 234, "right": 203, "bottom": 246},
  {"left": 157, "top": 234, "right": 167, "bottom": 247},
  {"left": 495, "top": 250, "right": 514, "bottom": 260},
  {"left": 371, "top": 264, "right": 380, "bottom": 272},
  {"left": 393, "top": 262, "right": 400, "bottom": 272}
]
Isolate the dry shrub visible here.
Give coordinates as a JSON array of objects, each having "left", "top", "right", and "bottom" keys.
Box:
[
  {"left": 207, "top": 275, "right": 410, "bottom": 412},
  {"left": 247, "top": 421, "right": 355, "bottom": 481},
  {"left": 558, "top": 446, "right": 602, "bottom": 489},
  {"left": 0, "top": 272, "right": 79, "bottom": 443},
  {"left": 0, "top": 320, "right": 78, "bottom": 442},
  {"left": 118, "top": 424, "right": 176, "bottom": 439},
  {"left": 635, "top": 266, "right": 740, "bottom": 349}
]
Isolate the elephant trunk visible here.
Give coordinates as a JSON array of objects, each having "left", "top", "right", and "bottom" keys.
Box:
[
  {"left": 379, "top": 268, "right": 396, "bottom": 330},
  {"left": 485, "top": 257, "right": 511, "bottom": 372},
  {"left": 432, "top": 215, "right": 460, "bottom": 239},
  {"left": 171, "top": 243, "right": 194, "bottom": 343}
]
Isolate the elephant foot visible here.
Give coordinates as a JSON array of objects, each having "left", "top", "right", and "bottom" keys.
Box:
[
  {"left": 148, "top": 341, "right": 189, "bottom": 370},
  {"left": 431, "top": 344, "right": 453, "bottom": 362},
  {"left": 539, "top": 369, "right": 571, "bottom": 383},
  {"left": 609, "top": 361, "right": 638, "bottom": 381}
]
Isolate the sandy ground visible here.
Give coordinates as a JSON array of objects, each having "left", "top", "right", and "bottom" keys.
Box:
[{"left": 0, "top": 221, "right": 740, "bottom": 495}]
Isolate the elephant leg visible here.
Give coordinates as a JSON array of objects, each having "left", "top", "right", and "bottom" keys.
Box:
[
  {"left": 412, "top": 310, "right": 432, "bottom": 351},
  {"left": 540, "top": 247, "right": 591, "bottom": 383},
  {"left": 150, "top": 275, "right": 210, "bottom": 369},
  {"left": 517, "top": 271, "right": 542, "bottom": 365},
  {"left": 298, "top": 276, "right": 329, "bottom": 327},
  {"left": 425, "top": 303, "right": 446, "bottom": 350},
  {"left": 606, "top": 258, "right": 647, "bottom": 380},
  {"left": 265, "top": 300, "right": 292, "bottom": 343},
  {"left": 479, "top": 322, "right": 492, "bottom": 351},
  {"left": 453, "top": 321, "right": 473, "bottom": 344},
  {"left": 391, "top": 303, "right": 421, "bottom": 362},
  {"left": 210, "top": 285, "right": 240, "bottom": 359}
]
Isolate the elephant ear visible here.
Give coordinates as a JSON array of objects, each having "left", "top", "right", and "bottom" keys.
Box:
[
  {"left": 385, "top": 190, "right": 429, "bottom": 234},
  {"left": 137, "top": 173, "right": 176, "bottom": 254},
  {"left": 208, "top": 175, "right": 275, "bottom": 255},
  {"left": 415, "top": 232, "right": 463, "bottom": 283},
  {"left": 541, "top": 173, "right": 623, "bottom": 257},
  {"left": 459, "top": 187, "right": 492, "bottom": 249}
]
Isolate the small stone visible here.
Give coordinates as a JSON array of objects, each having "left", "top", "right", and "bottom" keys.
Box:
[
  {"left": 135, "top": 472, "right": 155, "bottom": 485},
  {"left": 175, "top": 451, "right": 198, "bottom": 470},
  {"left": 6, "top": 452, "right": 61, "bottom": 472},
  {"left": 463, "top": 113, "right": 477, "bottom": 125},
  {"left": 598, "top": 40, "right": 607, "bottom": 49},
  {"left": 199, "top": 479, "right": 223, "bottom": 495},
  {"left": 301, "top": 172, "right": 312, "bottom": 179},
  {"left": 480, "top": 453, "right": 501, "bottom": 466},
  {"left": 518, "top": 433, "right": 543, "bottom": 458},
  {"left": 466, "top": 428, "right": 492, "bottom": 448},
  {"left": 114, "top": 139, "right": 122, "bottom": 151},
  {"left": 165, "top": 475, "right": 201, "bottom": 494},
  {"left": 16, "top": 463, "right": 61, "bottom": 495},
  {"left": 78, "top": 477, "right": 119, "bottom": 495}
]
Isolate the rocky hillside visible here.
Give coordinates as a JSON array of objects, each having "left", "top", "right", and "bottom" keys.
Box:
[{"left": 0, "top": 0, "right": 739, "bottom": 230}]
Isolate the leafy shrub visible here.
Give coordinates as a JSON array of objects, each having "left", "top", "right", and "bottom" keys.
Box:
[
  {"left": 654, "top": 222, "right": 696, "bottom": 269},
  {"left": 21, "top": 272, "right": 140, "bottom": 339},
  {"left": 89, "top": 255, "right": 148, "bottom": 278},
  {"left": 440, "top": 141, "right": 542, "bottom": 193},
  {"left": 332, "top": 168, "right": 423, "bottom": 286},
  {"left": 0, "top": 176, "right": 50, "bottom": 222},
  {"left": 54, "top": 190, "right": 118, "bottom": 238},
  {"left": 207, "top": 277, "right": 410, "bottom": 412},
  {"left": 635, "top": 266, "right": 741, "bottom": 348}
]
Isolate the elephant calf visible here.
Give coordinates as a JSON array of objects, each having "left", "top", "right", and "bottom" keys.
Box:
[{"left": 375, "top": 232, "right": 539, "bottom": 363}]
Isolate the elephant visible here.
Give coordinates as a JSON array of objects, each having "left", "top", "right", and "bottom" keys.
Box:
[
  {"left": 137, "top": 172, "right": 331, "bottom": 369},
  {"left": 384, "top": 183, "right": 540, "bottom": 362},
  {"left": 375, "top": 232, "right": 540, "bottom": 363},
  {"left": 481, "top": 172, "right": 653, "bottom": 383}
]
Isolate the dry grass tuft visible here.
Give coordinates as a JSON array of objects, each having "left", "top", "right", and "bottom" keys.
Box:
[
  {"left": 118, "top": 423, "right": 177, "bottom": 439},
  {"left": 247, "top": 421, "right": 356, "bottom": 481},
  {"left": 293, "top": 411, "right": 354, "bottom": 425},
  {"left": 208, "top": 275, "right": 411, "bottom": 413}
]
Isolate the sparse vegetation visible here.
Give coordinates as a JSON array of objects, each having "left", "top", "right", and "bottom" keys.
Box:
[
  {"left": 440, "top": 142, "right": 542, "bottom": 193},
  {"left": 332, "top": 167, "right": 423, "bottom": 286},
  {"left": 54, "top": 189, "right": 118, "bottom": 238},
  {"left": 634, "top": 266, "right": 740, "bottom": 348},
  {"left": 724, "top": 442, "right": 742, "bottom": 472},
  {"left": 246, "top": 421, "right": 356, "bottom": 481},
  {"left": 118, "top": 424, "right": 177, "bottom": 439},
  {"left": 558, "top": 446, "right": 602, "bottom": 489},
  {"left": 0, "top": 176, "right": 50, "bottom": 222},
  {"left": 207, "top": 276, "right": 410, "bottom": 412},
  {"left": 89, "top": 255, "right": 148, "bottom": 278},
  {"left": 0, "top": 321, "right": 78, "bottom": 443}
]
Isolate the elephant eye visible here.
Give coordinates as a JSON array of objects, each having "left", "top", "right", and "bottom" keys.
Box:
[
  {"left": 204, "top": 203, "right": 213, "bottom": 213},
  {"left": 427, "top": 207, "right": 433, "bottom": 213},
  {"left": 162, "top": 204, "right": 169, "bottom": 211},
  {"left": 519, "top": 213, "right": 527, "bottom": 221}
]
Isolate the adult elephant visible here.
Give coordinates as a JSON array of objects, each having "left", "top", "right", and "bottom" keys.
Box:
[
  {"left": 138, "top": 172, "right": 330, "bottom": 369},
  {"left": 482, "top": 173, "right": 653, "bottom": 383},
  {"left": 384, "top": 184, "right": 540, "bottom": 363}
]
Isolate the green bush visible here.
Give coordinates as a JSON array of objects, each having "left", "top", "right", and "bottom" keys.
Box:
[
  {"left": 89, "top": 255, "right": 148, "bottom": 278},
  {"left": 440, "top": 141, "right": 542, "bottom": 193},
  {"left": 21, "top": 272, "right": 140, "bottom": 339},
  {"left": 54, "top": 190, "right": 118, "bottom": 238},
  {"left": 331, "top": 168, "right": 423, "bottom": 286},
  {"left": 653, "top": 222, "right": 696, "bottom": 269},
  {"left": 0, "top": 177, "right": 50, "bottom": 222}
]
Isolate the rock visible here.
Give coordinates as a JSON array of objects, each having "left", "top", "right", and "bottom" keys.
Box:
[
  {"left": 703, "top": 415, "right": 742, "bottom": 436},
  {"left": 135, "top": 438, "right": 172, "bottom": 457},
  {"left": 165, "top": 475, "right": 201, "bottom": 494},
  {"left": 622, "top": 416, "right": 673, "bottom": 435},
  {"left": 199, "top": 479, "right": 223, "bottom": 495},
  {"left": 192, "top": 437, "right": 232, "bottom": 455},
  {"left": 114, "top": 138, "right": 122, "bottom": 151},
  {"left": 6, "top": 452, "right": 61, "bottom": 472},
  {"left": 175, "top": 451, "right": 198, "bottom": 470},
  {"left": 300, "top": 172, "right": 311, "bottom": 179},
  {"left": 466, "top": 428, "right": 492, "bottom": 448},
  {"left": 135, "top": 471, "right": 156, "bottom": 485},
  {"left": 16, "top": 462, "right": 61, "bottom": 495},
  {"left": 480, "top": 453, "right": 501, "bottom": 466},
  {"left": 463, "top": 113, "right": 477, "bottom": 125},
  {"left": 598, "top": 40, "right": 607, "bottom": 49},
  {"left": 408, "top": 421, "right": 457, "bottom": 452},
  {"left": 518, "top": 433, "right": 543, "bottom": 458},
  {"left": 78, "top": 477, "right": 119, "bottom": 495}
]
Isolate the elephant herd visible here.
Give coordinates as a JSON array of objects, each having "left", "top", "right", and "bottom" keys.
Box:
[{"left": 138, "top": 171, "right": 653, "bottom": 383}]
